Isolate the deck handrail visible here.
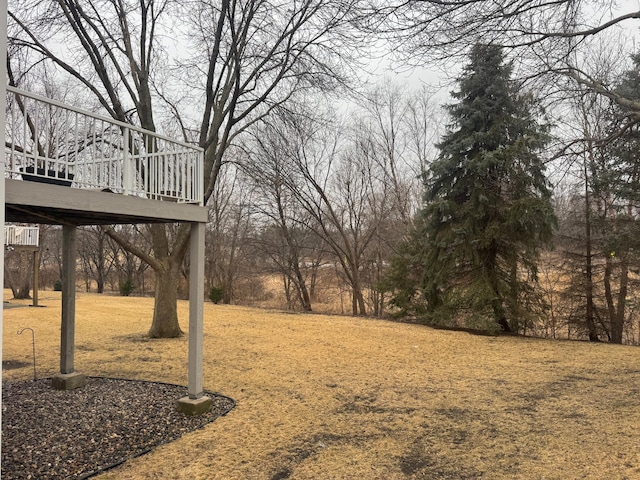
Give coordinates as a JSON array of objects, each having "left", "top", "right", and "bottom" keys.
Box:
[
  {"left": 4, "top": 225, "right": 39, "bottom": 247},
  {"left": 4, "top": 86, "right": 204, "bottom": 205}
]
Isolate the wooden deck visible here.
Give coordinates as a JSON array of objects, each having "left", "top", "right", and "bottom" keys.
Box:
[{"left": 5, "top": 179, "right": 207, "bottom": 225}]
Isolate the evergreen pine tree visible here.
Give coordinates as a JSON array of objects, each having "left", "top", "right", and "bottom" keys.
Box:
[{"left": 419, "top": 43, "right": 555, "bottom": 332}]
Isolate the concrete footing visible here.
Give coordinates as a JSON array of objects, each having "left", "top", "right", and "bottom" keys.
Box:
[
  {"left": 51, "top": 372, "right": 87, "bottom": 390},
  {"left": 176, "top": 395, "right": 213, "bottom": 416}
]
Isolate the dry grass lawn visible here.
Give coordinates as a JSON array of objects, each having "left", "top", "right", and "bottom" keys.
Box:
[{"left": 3, "top": 290, "right": 640, "bottom": 479}]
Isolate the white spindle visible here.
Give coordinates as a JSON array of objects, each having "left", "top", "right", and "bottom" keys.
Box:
[{"left": 123, "top": 126, "right": 133, "bottom": 195}]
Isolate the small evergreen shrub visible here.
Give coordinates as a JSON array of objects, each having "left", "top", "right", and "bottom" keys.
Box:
[
  {"left": 53, "top": 279, "right": 63, "bottom": 291},
  {"left": 120, "top": 279, "right": 135, "bottom": 296},
  {"left": 209, "top": 286, "right": 224, "bottom": 304}
]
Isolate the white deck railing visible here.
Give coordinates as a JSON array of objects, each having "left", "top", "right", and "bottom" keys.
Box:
[
  {"left": 4, "top": 86, "right": 204, "bottom": 205},
  {"left": 4, "top": 225, "right": 39, "bottom": 247}
]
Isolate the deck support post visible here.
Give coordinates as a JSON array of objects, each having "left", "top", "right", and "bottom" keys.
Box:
[
  {"left": 52, "top": 225, "right": 85, "bottom": 390},
  {"left": 176, "top": 221, "right": 212, "bottom": 415}
]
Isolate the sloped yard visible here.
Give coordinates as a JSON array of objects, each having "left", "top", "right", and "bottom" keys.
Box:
[{"left": 3, "top": 291, "right": 640, "bottom": 479}]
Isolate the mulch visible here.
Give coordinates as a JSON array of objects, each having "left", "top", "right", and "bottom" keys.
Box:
[{"left": 1, "top": 377, "right": 235, "bottom": 479}]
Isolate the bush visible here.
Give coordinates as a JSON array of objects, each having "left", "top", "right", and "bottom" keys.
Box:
[
  {"left": 119, "top": 279, "right": 135, "bottom": 297},
  {"left": 53, "top": 279, "right": 63, "bottom": 291},
  {"left": 209, "top": 286, "right": 224, "bottom": 304}
]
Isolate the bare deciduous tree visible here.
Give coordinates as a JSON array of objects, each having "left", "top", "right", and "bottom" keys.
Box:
[
  {"left": 243, "top": 123, "right": 316, "bottom": 311},
  {"left": 367, "top": 1, "right": 637, "bottom": 61},
  {"left": 10, "top": 0, "right": 363, "bottom": 336},
  {"left": 205, "top": 164, "right": 256, "bottom": 305},
  {"left": 4, "top": 249, "right": 33, "bottom": 299},
  {"left": 78, "top": 226, "right": 117, "bottom": 293}
]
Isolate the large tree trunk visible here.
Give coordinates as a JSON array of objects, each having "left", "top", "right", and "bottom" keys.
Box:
[
  {"left": 14, "top": 251, "right": 32, "bottom": 299},
  {"left": 96, "top": 277, "right": 105, "bottom": 294},
  {"left": 106, "top": 223, "right": 189, "bottom": 339},
  {"left": 351, "top": 272, "right": 367, "bottom": 316},
  {"left": 146, "top": 223, "right": 191, "bottom": 338},
  {"left": 149, "top": 263, "right": 182, "bottom": 338}
]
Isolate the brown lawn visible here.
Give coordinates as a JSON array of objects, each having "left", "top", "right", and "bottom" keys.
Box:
[{"left": 3, "top": 290, "right": 640, "bottom": 479}]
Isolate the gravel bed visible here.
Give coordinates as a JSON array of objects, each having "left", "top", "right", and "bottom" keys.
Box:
[{"left": 1, "top": 377, "right": 235, "bottom": 479}]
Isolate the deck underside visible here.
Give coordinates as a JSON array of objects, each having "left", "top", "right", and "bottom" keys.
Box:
[{"left": 5, "top": 179, "right": 208, "bottom": 225}]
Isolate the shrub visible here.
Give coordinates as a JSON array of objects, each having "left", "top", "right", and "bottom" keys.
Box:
[
  {"left": 209, "top": 286, "right": 224, "bottom": 304},
  {"left": 53, "top": 279, "right": 62, "bottom": 291},
  {"left": 119, "top": 279, "right": 135, "bottom": 297}
]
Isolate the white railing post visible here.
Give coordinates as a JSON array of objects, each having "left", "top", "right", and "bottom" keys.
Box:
[
  {"left": 197, "top": 152, "right": 204, "bottom": 205},
  {"left": 122, "top": 126, "right": 133, "bottom": 196}
]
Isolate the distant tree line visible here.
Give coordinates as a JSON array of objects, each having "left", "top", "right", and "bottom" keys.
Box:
[
  {"left": 7, "top": 0, "right": 640, "bottom": 343},
  {"left": 17, "top": 40, "right": 640, "bottom": 346}
]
